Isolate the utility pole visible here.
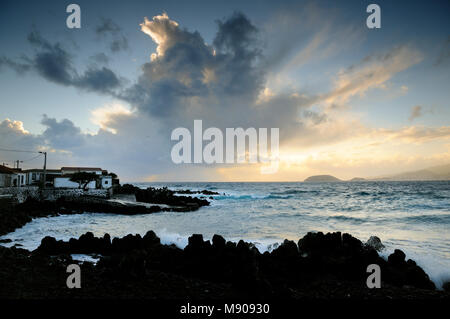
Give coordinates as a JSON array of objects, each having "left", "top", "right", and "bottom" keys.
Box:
[{"left": 39, "top": 151, "right": 47, "bottom": 188}]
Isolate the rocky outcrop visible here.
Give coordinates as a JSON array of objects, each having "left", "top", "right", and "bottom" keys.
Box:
[
  {"left": 115, "top": 185, "right": 212, "bottom": 210},
  {"left": 366, "top": 236, "right": 385, "bottom": 251},
  {"left": 175, "top": 189, "right": 220, "bottom": 195},
  {"left": 36, "top": 231, "right": 437, "bottom": 295},
  {"left": 135, "top": 187, "right": 210, "bottom": 210},
  {"left": 0, "top": 192, "right": 209, "bottom": 237}
]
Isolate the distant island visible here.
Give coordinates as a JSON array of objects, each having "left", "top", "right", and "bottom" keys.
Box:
[
  {"left": 304, "top": 175, "right": 342, "bottom": 182},
  {"left": 303, "top": 163, "right": 450, "bottom": 182},
  {"left": 370, "top": 164, "right": 450, "bottom": 181}
]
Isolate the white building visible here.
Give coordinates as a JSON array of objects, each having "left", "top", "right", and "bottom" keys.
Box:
[
  {"left": 54, "top": 177, "right": 97, "bottom": 189},
  {"left": 98, "top": 175, "right": 113, "bottom": 189},
  {"left": 2, "top": 165, "right": 116, "bottom": 189},
  {"left": 24, "top": 169, "right": 62, "bottom": 186},
  {"left": 11, "top": 169, "right": 26, "bottom": 187},
  {"left": 0, "top": 165, "right": 14, "bottom": 187},
  {"left": 54, "top": 167, "right": 113, "bottom": 189},
  {"left": 0, "top": 165, "right": 29, "bottom": 187}
]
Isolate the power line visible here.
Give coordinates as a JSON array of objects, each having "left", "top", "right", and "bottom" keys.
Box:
[
  {"left": 0, "top": 147, "right": 39, "bottom": 154},
  {"left": 22, "top": 154, "right": 43, "bottom": 162}
]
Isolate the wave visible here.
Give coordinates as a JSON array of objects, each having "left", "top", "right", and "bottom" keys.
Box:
[
  {"left": 271, "top": 189, "right": 320, "bottom": 195},
  {"left": 400, "top": 214, "right": 450, "bottom": 224},
  {"left": 215, "top": 193, "right": 292, "bottom": 200},
  {"left": 85, "top": 229, "right": 450, "bottom": 289},
  {"left": 326, "top": 215, "right": 366, "bottom": 224}
]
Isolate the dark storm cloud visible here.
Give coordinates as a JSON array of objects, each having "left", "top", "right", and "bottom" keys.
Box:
[
  {"left": 2, "top": 12, "right": 320, "bottom": 147},
  {"left": 0, "top": 56, "right": 32, "bottom": 75},
  {"left": 121, "top": 12, "right": 266, "bottom": 120},
  {"left": 96, "top": 18, "right": 122, "bottom": 35},
  {"left": 213, "top": 12, "right": 260, "bottom": 58},
  {"left": 212, "top": 12, "right": 263, "bottom": 96},
  {"left": 76, "top": 67, "right": 121, "bottom": 93},
  {"left": 0, "top": 115, "right": 87, "bottom": 160},
  {"left": 112, "top": 11, "right": 323, "bottom": 146},
  {"left": 110, "top": 37, "right": 129, "bottom": 52},
  {"left": 41, "top": 115, "right": 85, "bottom": 149},
  {"left": 96, "top": 18, "right": 129, "bottom": 53},
  {"left": 0, "top": 31, "right": 122, "bottom": 94},
  {"left": 27, "top": 30, "right": 75, "bottom": 85}
]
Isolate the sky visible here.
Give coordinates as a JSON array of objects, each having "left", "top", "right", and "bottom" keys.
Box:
[{"left": 0, "top": 0, "right": 449, "bottom": 182}]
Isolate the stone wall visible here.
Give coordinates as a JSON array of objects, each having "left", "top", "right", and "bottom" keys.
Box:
[{"left": 0, "top": 186, "right": 111, "bottom": 203}]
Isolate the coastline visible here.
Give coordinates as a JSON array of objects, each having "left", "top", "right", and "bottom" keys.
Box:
[
  {"left": 1, "top": 229, "right": 449, "bottom": 299},
  {"left": 0, "top": 188, "right": 449, "bottom": 299}
]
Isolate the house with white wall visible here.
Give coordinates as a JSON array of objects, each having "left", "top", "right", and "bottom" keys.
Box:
[
  {"left": 11, "top": 169, "right": 26, "bottom": 187},
  {"left": 54, "top": 176, "right": 97, "bottom": 189},
  {"left": 0, "top": 165, "right": 29, "bottom": 187},
  {"left": 1, "top": 165, "right": 117, "bottom": 189},
  {"left": 54, "top": 167, "right": 114, "bottom": 189},
  {"left": 24, "top": 169, "right": 62, "bottom": 186},
  {"left": 0, "top": 165, "right": 14, "bottom": 187},
  {"left": 98, "top": 175, "right": 113, "bottom": 189}
]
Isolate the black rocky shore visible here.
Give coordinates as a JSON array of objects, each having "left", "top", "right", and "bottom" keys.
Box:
[
  {"left": 0, "top": 187, "right": 449, "bottom": 299},
  {"left": 0, "top": 230, "right": 449, "bottom": 299},
  {"left": 0, "top": 185, "right": 212, "bottom": 236}
]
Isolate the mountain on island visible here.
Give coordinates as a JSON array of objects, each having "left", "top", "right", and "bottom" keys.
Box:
[
  {"left": 304, "top": 175, "right": 342, "bottom": 182},
  {"left": 371, "top": 163, "right": 450, "bottom": 181},
  {"left": 302, "top": 163, "right": 450, "bottom": 182}
]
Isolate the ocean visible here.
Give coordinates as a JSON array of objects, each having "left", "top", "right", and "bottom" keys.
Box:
[{"left": 1, "top": 181, "right": 449, "bottom": 288}]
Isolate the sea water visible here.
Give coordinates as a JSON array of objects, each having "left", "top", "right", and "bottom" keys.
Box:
[{"left": 1, "top": 181, "right": 449, "bottom": 288}]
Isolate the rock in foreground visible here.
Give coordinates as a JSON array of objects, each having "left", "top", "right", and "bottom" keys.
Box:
[{"left": 29, "top": 231, "right": 443, "bottom": 299}]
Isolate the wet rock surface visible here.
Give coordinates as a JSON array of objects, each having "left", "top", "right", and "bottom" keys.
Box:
[
  {"left": 0, "top": 188, "right": 211, "bottom": 236},
  {"left": 9, "top": 230, "right": 445, "bottom": 299},
  {"left": 135, "top": 187, "right": 210, "bottom": 209}
]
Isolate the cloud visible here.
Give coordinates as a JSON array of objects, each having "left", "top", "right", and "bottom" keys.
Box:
[
  {"left": 380, "top": 126, "right": 450, "bottom": 144},
  {"left": 325, "top": 45, "right": 423, "bottom": 107},
  {"left": 0, "top": 119, "right": 35, "bottom": 146},
  {"left": 0, "top": 119, "right": 44, "bottom": 165},
  {"left": 96, "top": 18, "right": 129, "bottom": 52},
  {"left": 76, "top": 67, "right": 121, "bottom": 93},
  {"left": 409, "top": 105, "right": 423, "bottom": 121},
  {"left": 118, "top": 11, "right": 269, "bottom": 131},
  {"left": 434, "top": 36, "right": 450, "bottom": 66},
  {"left": 0, "top": 31, "right": 123, "bottom": 94},
  {"left": 0, "top": 56, "right": 32, "bottom": 74},
  {"left": 260, "top": 2, "right": 364, "bottom": 91},
  {"left": 40, "top": 115, "right": 86, "bottom": 149},
  {"left": 90, "top": 102, "right": 133, "bottom": 134},
  {"left": 90, "top": 53, "right": 110, "bottom": 65},
  {"left": 1, "top": 12, "right": 447, "bottom": 181},
  {"left": 0, "top": 113, "right": 170, "bottom": 181}
]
